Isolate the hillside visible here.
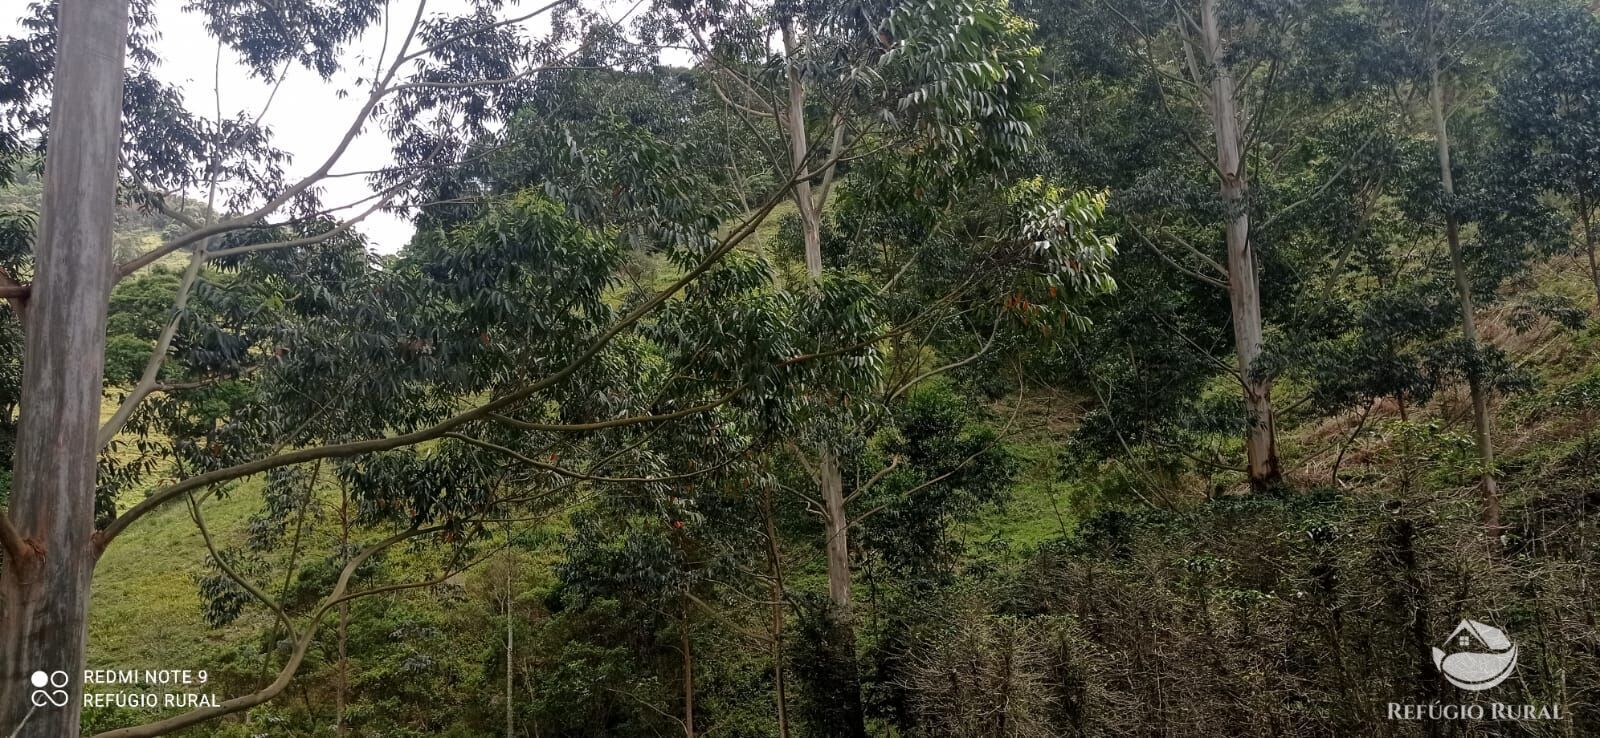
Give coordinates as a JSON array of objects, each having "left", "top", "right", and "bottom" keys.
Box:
[{"left": 9, "top": 1, "right": 1600, "bottom": 736}]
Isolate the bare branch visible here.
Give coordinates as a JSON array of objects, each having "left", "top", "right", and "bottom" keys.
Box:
[
  {"left": 444, "top": 432, "right": 742, "bottom": 483},
  {"left": 187, "top": 491, "right": 297, "bottom": 640},
  {"left": 98, "top": 243, "right": 208, "bottom": 448}
]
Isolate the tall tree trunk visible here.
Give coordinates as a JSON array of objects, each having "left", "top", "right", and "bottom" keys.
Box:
[
  {"left": 1200, "top": 0, "right": 1280, "bottom": 492},
  {"left": 820, "top": 455, "right": 851, "bottom": 612},
  {"left": 504, "top": 543, "right": 515, "bottom": 738},
  {"left": 0, "top": 1, "right": 131, "bottom": 735},
  {"left": 1429, "top": 58, "right": 1501, "bottom": 535},
  {"left": 782, "top": 18, "right": 823, "bottom": 276},
  {"left": 781, "top": 18, "right": 865, "bottom": 737},
  {"left": 681, "top": 602, "right": 694, "bottom": 738},
  {"left": 335, "top": 480, "right": 350, "bottom": 738},
  {"left": 1579, "top": 194, "right": 1600, "bottom": 308},
  {"left": 760, "top": 489, "right": 791, "bottom": 738}
]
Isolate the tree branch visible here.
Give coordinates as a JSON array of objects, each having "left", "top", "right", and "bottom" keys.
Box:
[
  {"left": 486, "top": 385, "right": 747, "bottom": 433},
  {"left": 99, "top": 244, "right": 207, "bottom": 448},
  {"left": 0, "top": 266, "right": 29, "bottom": 320},
  {"left": 444, "top": 433, "right": 742, "bottom": 483},
  {"left": 0, "top": 510, "right": 30, "bottom": 574},
  {"left": 95, "top": 154, "right": 824, "bottom": 551},
  {"left": 113, "top": 0, "right": 433, "bottom": 280},
  {"left": 187, "top": 491, "right": 297, "bottom": 641},
  {"left": 886, "top": 310, "right": 1005, "bottom": 402},
  {"left": 90, "top": 524, "right": 445, "bottom": 738}
]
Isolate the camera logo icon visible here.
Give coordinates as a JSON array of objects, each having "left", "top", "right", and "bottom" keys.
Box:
[{"left": 29, "top": 670, "right": 70, "bottom": 708}]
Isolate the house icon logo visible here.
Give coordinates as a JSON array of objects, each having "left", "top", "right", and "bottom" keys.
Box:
[{"left": 1432, "top": 619, "right": 1517, "bottom": 691}]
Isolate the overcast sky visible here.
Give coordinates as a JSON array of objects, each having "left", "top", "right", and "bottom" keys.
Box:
[{"left": 1, "top": 0, "right": 597, "bottom": 253}]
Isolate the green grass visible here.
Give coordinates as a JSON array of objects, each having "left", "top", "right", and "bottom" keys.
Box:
[
  {"left": 966, "top": 439, "right": 1075, "bottom": 551},
  {"left": 89, "top": 479, "right": 265, "bottom": 669}
]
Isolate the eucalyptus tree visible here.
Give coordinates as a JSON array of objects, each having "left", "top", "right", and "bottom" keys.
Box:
[
  {"left": 643, "top": 0, "right": 1115, "bottom": 731},
  {"left": 1357, "top": 0, "right": 1568, "bottom": 534},
  {"left": 0, "top": 1, "right": 890, "bottom": 735},
  {"left": 1029, "top": 0, "right": 1389, "bottom": 491},
  {"left": 1407, "top": 0, "right": 1508, "bottom": 532}
]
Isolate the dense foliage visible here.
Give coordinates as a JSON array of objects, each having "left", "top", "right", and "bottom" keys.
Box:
[{"left": 4, "top": 0, "right": 1600, "bottom": 736}]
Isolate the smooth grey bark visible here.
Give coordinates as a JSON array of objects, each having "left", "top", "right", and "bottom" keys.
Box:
[
  {"left": 819, "top": 454, "right": 851, "bottom": 610},
  {"left": 1199, "top": 0, "right": 1281, "bottom": 491},
  {"left": 0, "top": 1, "right": 131, "bottom": 736},
  {"left": 780, "top": 13, "right": 853, "bottom": 619}
]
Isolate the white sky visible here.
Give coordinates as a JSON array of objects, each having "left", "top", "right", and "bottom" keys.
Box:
[{"left": 2, "top": 0, "right": 631, "bottom": 253}]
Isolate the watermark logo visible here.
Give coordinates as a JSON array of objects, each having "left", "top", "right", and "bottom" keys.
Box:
[
  {"left": 1387, "top": 617, "right": 1562, "bottom": 722},
  {"left": 1432, "top": 619, "right": 1517, "bottom": 692},
  {"left": 29, "top": 670, "right": 69, "bottom": 708}
]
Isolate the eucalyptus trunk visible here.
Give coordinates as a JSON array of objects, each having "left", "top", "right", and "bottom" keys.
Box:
[
  {"left": 783, "top": 17, "right": 865, "bottom": 736},
  {"left": 0, "top": 2, "right": 130, "bottom": 736},
  {"left": 760, "top": 488, "right": 791, "bottom": 738},
  {"left": 680, "top": 602, "right": 694, "bottom": 738},
  {"left": 1200, "top": 0, "right": 1280, "bottom": 491},
  {"left": 1429, "top": 58, "right": 1501, "bottom": 535}
]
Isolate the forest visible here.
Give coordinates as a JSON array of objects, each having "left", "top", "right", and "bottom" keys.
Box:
[{"left": 2, "top": 0, "right": 1600, "bottom": 736}]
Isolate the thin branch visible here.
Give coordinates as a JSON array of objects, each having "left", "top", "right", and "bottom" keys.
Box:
[
  {"left": 886, "top": 310, "right": 1005, "bottom": 402},
  {"left": 383, "top": 65, "right": 604, "bottom": 94},
  {"left": 188, "top": 491, "right": 297, "bottom": 640},
  {"left": 444, "top": 433, "right": 741, "bottom": 483},
  {"left": 0, "top": 510, "right": 29, "bottom": 573},
  {"left": 486, "top": 386, "right": 746, "bottom": 433},
  {"left": 842, "top": 455, "right": 901, "bottom": 505},
  {"left": 96, "top": 154, "right": 829, "bottom": 551},
  {"left": 401, "top": 0, "right": 575, "bottom": 63},
  {"left": 114, "top": 0, "right": 432, "bottom": 279},
  {"left": 853, "top": 388, "right": 1022, "bottom": 526},
  {"left": 98, "top": 243, "right": 208, "bottom": 448},
  {"left": 204, "top": 203, "right": 385, "bottom": 260},
  {"left": 1131, "top": 223, "right": 1228, "bottom": 289},
  {"left": 0, "top": 266, "right": 26, "bottom": 321},
  {"left": 1256, "top": 128, "right": 1381, "bottom": 233}
]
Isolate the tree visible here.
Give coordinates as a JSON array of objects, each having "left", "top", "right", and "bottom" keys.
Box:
[
  {"left": 1036, "top": 0, "right": 1388, "bottom": 492},
  {"left": 646, "top": 0, "right": 1106, "bottom": 731},
  {"left": 1367, "top": 0, "right": 1565, "bottom": 535},
  {"left": 1494, "top": 4, "right": 1600, "bottom": 306},
  {"left": 0, "top": 1, "right": 883, "bottom": 734},
  {"left": 0, "top": 5, "right": 131, "bottom": 738}
]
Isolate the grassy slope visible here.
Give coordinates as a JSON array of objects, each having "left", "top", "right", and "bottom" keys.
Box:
[
  {"left": 90, "top": 395, "right": 267, "bottom": 670},
  {"left": 90, "top": 484, "right": 262, "bottom": 669}
]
